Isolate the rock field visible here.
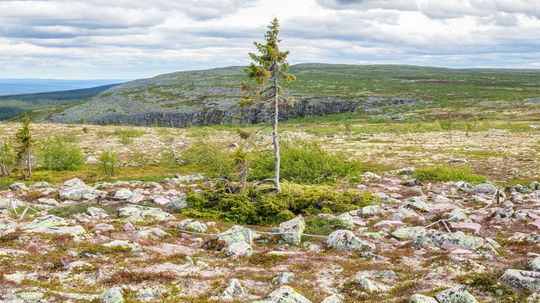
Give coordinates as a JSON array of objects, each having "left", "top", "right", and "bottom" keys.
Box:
[{"left": 1, "top": 170, "right": 540, "bottom": 302}]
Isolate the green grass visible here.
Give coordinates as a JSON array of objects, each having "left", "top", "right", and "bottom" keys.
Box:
[{"left": 413, "top": 165, "right": 486, "bottom": 183}]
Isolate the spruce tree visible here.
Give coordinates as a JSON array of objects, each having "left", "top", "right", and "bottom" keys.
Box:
[
  {"left": 15, "top": 114, "right": 34, "bottom": 179},
  {"left": 245, "top": 18, "right": 295, "bottom": 192}
]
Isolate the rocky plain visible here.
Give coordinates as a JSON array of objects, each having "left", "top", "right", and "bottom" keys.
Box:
[{"left": 0, "top": 119, "right": 539, "bottom": 303}]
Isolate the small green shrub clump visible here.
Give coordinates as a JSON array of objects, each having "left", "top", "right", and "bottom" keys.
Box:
[
  {"left": 304, "top": 217, "right": 352, "bottom": 236},
  {"left": 98, "top": 150, "right": 118, "bottom": 177},
  {"left": 39, "top": 137, "right": 84, "bottom": 171},
  {"left": 0, "top": 140, "right": 16, "bottom": 176},
  {"left": 250, "top": 139, "right": 361, "bottom": 184},
  {"left": 413, "top": 165, "right": 486, "bottom": 183},
  {"left": 115, "top": 128, "right": 145, "bottom": 145},
  {"left": 181, "top": 141, "right": 234, "bottom": 178},
  {"left": 183, "top": 185, "right": 378, "bottom": 225}
]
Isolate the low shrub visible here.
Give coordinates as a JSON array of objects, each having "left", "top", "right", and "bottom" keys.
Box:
[
  {"left": 413, "top": 165, "right": 486, "bottom": 183},
  {"left": 181, "top": 141, "right": 234, "bottom": 178},
  {"left": 98, "top": 150, "right": 118, "bottom": 177},
  {"left": 304, "top": 217, "right": 352, "bottom": 236},
  {"left": 250, "top": 139, "right": 361, "bottom": 184},
  {"left": 39, "top": 137, "right": 84, "bottom": 171},
  {"left": 184, "top": 185, "right": 378, "bottom": 225}
]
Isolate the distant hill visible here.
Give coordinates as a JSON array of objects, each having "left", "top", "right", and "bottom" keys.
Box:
[
  {"left": 0, "top": 84, "right": 119, "bottom": 120},
  {"left": 21, "top": 64, "right": 540, "bottom": 126},
  {"left": 0, "top": 79, "right": 125, "bottom": 96}
]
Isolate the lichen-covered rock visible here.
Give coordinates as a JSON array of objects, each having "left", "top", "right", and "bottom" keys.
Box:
[
  {"left": 22, "top": 215, "right": 67, "bottom": 231},
  {"left": 471, "top": 183, "right": 499, "bottom": 195},
  {"left": 0, "top": 197, "right": 26, "bottom": 209},
  {"left": 435, "top": 287, "right": 479, "bottom": 303},
  {"left": 531, "top": 257, "right": 540, "bottom": 272},
  {"left": 354, "top": 275, "right": 387, "bottom": 293},
  {"left": 405, "top": 196, "right": 430, "bottom": 212},
  {"left": 218, "top": 279, "right": 246, "bottom": 301},
  {"left": 499, "top": 269, "right": 540, "bottom": 292},
  {"left": 327, "top": 230, "right": 372, "bottom": 251},
  {"left": 178, "top": 219, "right": 207, "bottom": 233},
  {"left": 217, "top": 225, "right": 252, "bottom": 245},
  {"left": 102, "top": 240, "right": 142, "bottom": 252},
  {"left": 225, "top": 241, "right": 253, "bottom": 257},
  {"left": 279, "top": 217, "right": 305, "bottom": 244},
  {"left": 133, "top": 287, "right": 162, "bottom": 301},
  {"left": 357, "top": 205, "right": 382, "bottom": 217},
  {"left": 59, "top": 178, "right": 95, "bottom": 200},
  {"left": 336, "top": 213, "right": 354, "bottom": 230},
  {"left": 117, "top": 205, "right": 173, "bottom": 222},
  {"left": 101, "top": 287, "right": 124, "bottom": 303},
  {"left": 321, "top": 294, "right": 343, "bottom": 303},
  {"left": 87, "top": 207, "right": 109, "bottom": 219},
  {"left": 273, "top": 272, "right": 295, "bottom": 284},
  {"left": 391, "top": 226, "right": 426, "bottom": 240},
  {"left": 406, "top": 294, "right": 438, "bottom": 303},
  {"left": 431, "top": 232, "right": 485, "bottom": 251},
  {"left": 253, "top": 286, "right": 311, "bottom": 303},
  {"left": 0, "top": 222, "right": 16, "bottom": 236}
]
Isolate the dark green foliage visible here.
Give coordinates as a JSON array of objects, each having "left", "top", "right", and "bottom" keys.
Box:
[
  {"left": 0, "top": 140, "right": 15, "bottom": 176},
  {"left": 184, "top": 186, "right": 378, "bottom": 225},
  {"left": 15, "top": 114, "right": 34, "bottom": 179},
  {"left": 39, "top": 137, "right": 84, "bottom": 171},
  {"left": 304, "top": 217, "right": 352, "bottom": 236},
  {"left": 413, "top": 165, "right": 486, "bottom": 183},
  {"left": 250, "top": 139, "right": 362, "bottom": 184}
]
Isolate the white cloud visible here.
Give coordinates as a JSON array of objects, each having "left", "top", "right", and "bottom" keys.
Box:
[{"left": 0, "top": 0, "right": 538, "bottom": 79}]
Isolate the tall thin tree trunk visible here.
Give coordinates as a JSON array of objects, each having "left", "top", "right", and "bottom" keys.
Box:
[
  {"left": 273, "top": 73, "right": 281, "bottom": 192},
  {"left": 27, "top": 148, "right": 32, "bottom": 179}
]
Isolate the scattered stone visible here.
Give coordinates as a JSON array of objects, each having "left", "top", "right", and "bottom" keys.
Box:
[
  {"left": 392, "top": 226, "right": 426, "bottom": 240},
  {"left": 531, "top": 257, "right": 540, "bottom": 272},
  {"left": 435, "top": 287, "right": 479, "bottom": 303},
  {"left": 133, "top": 287, "right": 163, "bottom": 301},
  {"left": 217, "top": 226, "right": 253, "bottom": 245},
  {"left": 178, "top": 219, "right": 207, "bottom": 233},
  {"left": 274, "top": 272, "right": 295, "bottom": 284},
  {"left": 87, "top": 207, "right": 109, "bottom": 218},
  {"left": 406, "top": 294, "right": 438, "bottom": 303},
  {"left": 499, "top": 269, "right": 540, "bottom": 292},
  {"left": 22, "top": 215, "right": 67, "bottom": 230},
  {"left": 471, "top": 183, "right": 499, "bottom": 195},
  {"left": 9, "top": 182, "right": 27, "bottom": 191},
  {"left": 117, "top": 205, "right": 173, "bottom": 222},
  {"left": 279, "top": 216, "right": 305, "bottom": 244},
  {"left": 327, "top": 230, "right": 372, "bottom": 251},
  {"left": 431, "top": 232, "right": 485, "bottom": 251},
  {"left": 102, "top": 240, "right": 142, "bottom": 252},
  {"left": 37, "top": 198, "right": 59, "bottom": 206},
  {"left": 357, "top": 205, "right": 382, "bottom": 217},
  {"left": 218, "top": 279, "right": 247, "bottom": 301},
  {"left": 59, "top": 178, "right": 95, "bottom": 200},
  {"left": 101, "top": 287, "right": 124, "bottom": 303},
  {"left": 363, "top": 172, "right": 381, "bottom": 180},
  {"left": 168, "top": 196, "right": 187, "bottom": 210},
  {"left": 321, "top": 294, "right": 343, "bottom": 303},
  {"left": 253, "top": 286, "right": 311, "bottom": 303},
  {"left": 354, "top": 274, "right": 387, "bottom": 293},
  {"left": 225, "top": 241, "right": 253, "bottom": 257},
  {"left": 449, "top": 222, "right": 482, "bottom": 234}
]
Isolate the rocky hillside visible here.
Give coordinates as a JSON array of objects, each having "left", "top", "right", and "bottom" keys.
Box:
[
  {"left": 1, "top": 172, "right": 540, "bottom": 302},
  {"left": 39, "top": 64, "right": 540, "bottom": 127}
]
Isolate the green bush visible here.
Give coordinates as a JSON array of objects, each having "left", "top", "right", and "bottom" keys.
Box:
[
  {"left": 98, "top": 150, "right": 118, "bottom": 177},
  {"left": 304, "top": 217, "right": 352, "bottom": 236},
  {"left": 114, "top": 128, "right": 145, "bottom": 145},
  {"left": 181, "top": 141, "right": 234, "bottom": 178},
  {"left": 0, "top": 140, "right": 16, "bottom": 176},
  {"left": 184, "top": 185, "right": 378, "bottom": 225},
  {"left": 250, "top": 139, "right": 361, "bottom": 184},
  {"left": 39, "top": 137, "right": 84, "bottom": 171},
  {"left": 413, "top": 165, "right": 486, "bottom": 183}
]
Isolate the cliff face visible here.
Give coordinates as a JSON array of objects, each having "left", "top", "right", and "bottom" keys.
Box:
[{"left": 91, "top": 97, "right": 419, "bottom": 127}]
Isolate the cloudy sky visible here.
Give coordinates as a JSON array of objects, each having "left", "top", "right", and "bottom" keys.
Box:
[{"left": 1, "top": 0, "right": 539, "bottom": 79}]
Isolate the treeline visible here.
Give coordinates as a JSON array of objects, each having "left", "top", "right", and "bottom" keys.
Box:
[{"left": 0, "top": 84, "right": 118, "bottom": 120}]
